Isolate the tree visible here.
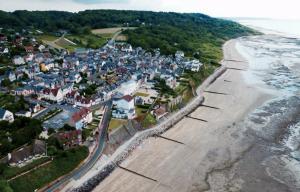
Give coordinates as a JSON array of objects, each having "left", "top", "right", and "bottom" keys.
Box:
[
  {"left": 61, "top": 124, "right": 75, "bottom": 131},
  {"left": 1, "top": 79, "right": 10, "bottom": 87},
  {"left": 0, "top": 180, "right": 13, "bottom": 192},
  {"left": 48, "top": 128, "right": 56, "bottom": 135}
]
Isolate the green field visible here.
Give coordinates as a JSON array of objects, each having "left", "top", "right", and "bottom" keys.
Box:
[
  {"left": 0, "top": 157, "right": 51, "bottom": 180},
  {"left": 8, "top": 146, "right": 88, "bottom": 192},
  {"left": 66, "top": 34, "right": 107, "bottom": 50},
  {"left": 108, "top": 119, "right": 127, "bottom": 131}
]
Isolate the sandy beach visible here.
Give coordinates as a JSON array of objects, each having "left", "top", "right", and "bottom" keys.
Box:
[{"left": 91, "top": 39, "right": 272, "bottom": 192}]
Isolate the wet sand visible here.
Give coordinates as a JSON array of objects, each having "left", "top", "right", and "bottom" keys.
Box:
[{"left": 93, "top": 40, "right": 272, "bottom": 192}]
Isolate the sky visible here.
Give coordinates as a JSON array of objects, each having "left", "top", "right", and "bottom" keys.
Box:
[{"left": 1, "top": 0, "right": 300, "bottom": 20}]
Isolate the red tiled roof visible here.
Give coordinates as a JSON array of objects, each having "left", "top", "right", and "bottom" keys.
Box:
[
  {"left": 122, "top": 95, "right": 133, "bottom": 102},
  {"left": 51, "top": 88, "right": 60, "bottom": 97},
  {"left": 71, "top": 107, "right": 91, "bottom": 123},
  {"left": 43, "top": 88, "right": 60, "bottom": 97},
  {"left": 154, "top": 106, "right": 167, "bottom": 116}
]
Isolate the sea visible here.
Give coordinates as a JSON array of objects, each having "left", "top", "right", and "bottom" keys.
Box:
[{"left": 220, "top": 19, "right": 300, "bottom": 191}]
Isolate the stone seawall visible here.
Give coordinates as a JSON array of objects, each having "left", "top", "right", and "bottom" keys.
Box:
[{"left": 72, "top": 66, "right": 227, "bottom": 192}]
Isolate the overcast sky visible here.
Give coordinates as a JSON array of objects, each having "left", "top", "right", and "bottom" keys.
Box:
[{"left": 1, "top": 0, "right": 300, "bottom": 19}]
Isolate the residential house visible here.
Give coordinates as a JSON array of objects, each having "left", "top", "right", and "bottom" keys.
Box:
[
  {"left": 15, "top": 86, "right": 35, "bottom": 96},
  {"left": 118, "top": 80, "right": 138, "bottom": 96},
  {"left": 75, "top": 96, "right": 94, "bottom": 108},
  {"left": 29, "top": 103, "right": 42, "bottom": 113},
  {"left": 15, "top": 111, "right": 32, "bottom": 118},
  {"left": 112, "top": 95, "right": 136, "bottom": 119},
  {"left": 65, "top": 90, "right": 80, "bottom": 105},
  {"left": 0, "top": 108, "right": 14, "bottom": 123},
  {"left": 53, "top": 130, "right": 82, "bottom": 150},
  {"left": 8, "top": 71, "right": 16, "bottom": 82},
  {"left": 13, "top": 56, "right": 25, "bottom": 65},
  {"left": 152, "top": 105, "right": 168, "bottom": 120},
  {"left": 69, "top": 108, "right": 93, "bottom": 130},
  {"left": 8, "top": 140, "right": 46, "bottom": 167},
  {"left": 41, "top": 88, "right": 64, "bottom": 103}
]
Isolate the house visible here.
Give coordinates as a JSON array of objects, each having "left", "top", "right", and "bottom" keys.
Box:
[
  {"left": 118, "top": 80, "right": 138, "bottom": 96},
  {"left": 75, "top": 96, "right": 94, "bottom": 108},
  {"left": 24, "top": 46, "right": 34, "bottom": 53},
  {"left": 160, "top": 75, "right": 177, "bottom": 89},
  {"left": 190, "top": 60, "right": 203, "bottom": 72},
  {"left": 29, "top": 103, "right": 42, "bottom": 113},
  {"left": 8, "top": 71, "right": 16, "bottom": 82},
  {"left": 2, "top": 48, "right": 9, "bottom": 54},
  {"left": 8, "top": 140, "right": 46, "bottom": 167},
  {"left": 53, "top": 130, "right": 82, "bottom": 150},
  {"left": 15, "top": 86, "right": 35, "bottom": 96},
  {"left": 0, "top": 108, "right": 14, "bottom": 123},
  {"left": 0, "top": 33, "right": 7, "bottom": 43},
  {"left": 69, "top": 108, "right": 93, "bottom": 130},
  {"left": 13, "top": 56, "right": 25, "bottom": 65},
  {"left": 15, "top": 111, "right": 32, "bottom": 118},
  {"left": 152, "top": 105, "right": 168, "bottom": 120},
  {"left": 61, "top": 83, "right": 73, "bottom": 96},
  {"left": 38, "top": 44, "right": 46, "bottom": 52},
  {"left": 65, "top": 90, "right": 80, "bottom": 104},
  {"left": 41, "top": 88, "right": 64, "bottom": 103},
  {"left": 112, "top": 95, "right": 136, "bottom": 119}
]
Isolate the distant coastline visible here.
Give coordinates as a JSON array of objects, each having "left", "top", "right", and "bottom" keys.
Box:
[{"left": 234, "top": 18, "right": 300, "bottom": 38}]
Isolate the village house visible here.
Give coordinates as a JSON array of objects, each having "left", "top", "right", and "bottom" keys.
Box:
[
  {"left": 0, "top": 108, "right": 14, "bottom": 123},
  {"left": 40, "top": 87, "right": 64, "bottom": 103},
  {"left": 13, "top": 56, "right": 25, "bottom": 65},
  {"left": 15, "top": 110, "right": 32, "bottom": 118},
  {"left": 152, "top": 105, "right": 168, "bottom": 120},
  {"left": 29, "top": 102, "right": 42, "bottom": 113},
  {"left": 65, "top": 90, "right": 80, "bottom": 105},
  {"left": 75, "top": 96, "right": 94, "bottom": 108},
  {"left": 112, "top": 95, "right": 136, "bottom": 119},
  {"left": 53, "top": 130, "right": 82, "bottom": 150},
  {"left": 69, "top": 107, "right": 93, "bottom": 130},
  {"left": 15, "top": 86, "right": 35, "bottom": 96},
  {"left": 8, "top": 139, "right": 46, "bottom": 167}
]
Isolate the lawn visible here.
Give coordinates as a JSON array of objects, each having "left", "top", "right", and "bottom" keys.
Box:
[
  {"left": 66, "top": 34, "right": 107, "bottom": 50},
  {"left": 36, "top": 34, "right": 58, "bottom": 42},
  {"left": 9, "top": 146, "right": 88, "bottom": 192},
  {"left": 135, "top": 92, "right": 150, "bottom": 97},
  {"left": 0, "top": 157, "right": 51, "bottom": 180},
  {"left": 142, "top": 114, "right": 157, "bottom": 128},
  {"left": 108, "top": 119, "right": 127, "bottom": 132},
  {"left": 91, "top": 27, "right": 136, "bottom": 35}
]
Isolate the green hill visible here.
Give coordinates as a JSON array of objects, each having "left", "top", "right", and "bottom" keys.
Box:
[{"left": 0, "top": 10, "right": 258, "bottom": 63}]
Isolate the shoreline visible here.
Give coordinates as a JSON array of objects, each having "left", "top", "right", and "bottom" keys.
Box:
[{"left": 69, "top": 38, "right": 272, "bottom": 192}]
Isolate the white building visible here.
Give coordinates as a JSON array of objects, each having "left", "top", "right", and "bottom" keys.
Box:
[
  {"left": 41, "top": 88, "right": 64, "bottom": 103},
  {"left": 118, "top": 80, "right": 138, "bottom": 96},
  {"left": 69, "top": 108, "right": 93, "bottom": 130},
  {"left": 191, "top": 60, "right": 203, "bottom": 72},
  {"left": 112, "top": 95, "right": 136, "bottom": 119},
  {"left": 0, "top": 108, "right": 14, "bottom": 123},
  {"left": 13, "top": 56, "right": 25, "bottom": 65}
]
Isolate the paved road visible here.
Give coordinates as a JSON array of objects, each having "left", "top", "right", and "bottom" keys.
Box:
[{"left": 43, "top": 101, "right": 112, "bottom": 192}]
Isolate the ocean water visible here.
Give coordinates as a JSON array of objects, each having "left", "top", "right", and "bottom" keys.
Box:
[
  {"left": 230, "top": 20, "right": 300, "bottom": 191},
  {"left": 237, "top": 19, "right": 300, "bottom": 38}
]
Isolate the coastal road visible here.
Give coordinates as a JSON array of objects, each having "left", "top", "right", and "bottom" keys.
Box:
[{"left": 43, "top": 101, "right": 112, "bottom": 192}]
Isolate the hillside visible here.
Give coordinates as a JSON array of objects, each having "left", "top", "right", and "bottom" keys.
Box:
[{"left": 0, "top": 10, "right": 258, "bottom": 63}]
